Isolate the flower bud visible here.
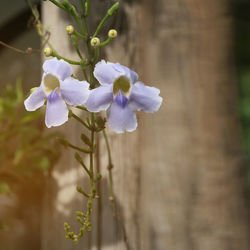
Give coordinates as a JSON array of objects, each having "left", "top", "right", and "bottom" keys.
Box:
[
  {"left": 26, "top": 47, "right": 32, "bottom": 53},
  {"left": 107, "top": 2, "right": 119, "bottom": 16},
  {"left": 44, "top": 47, "right": 53, "bottom": 57},
  {"left": 66, "top": 25, "right": 74, "bottom": 35},
  {"left": 108, "top": 29, "right": 117, "bottom": 39},
  {"left": 76, "top": 211, "right": 84, "bottom": 217},
  {"left": 90, "top": 37, "right": 100, "bottom": 47}
]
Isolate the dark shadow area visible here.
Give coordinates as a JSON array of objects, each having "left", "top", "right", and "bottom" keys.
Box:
[{"left": 232, "top": 0, "right": 250, "bottom": 208}]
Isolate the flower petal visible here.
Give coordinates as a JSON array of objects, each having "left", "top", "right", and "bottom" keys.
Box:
[
  {"left": 24, "top": 87, "right": 46, "bottom": 111},
  {"left": 107, "top": 102, "right": 137, "bottom": 133},
  {"left": 60, "top": 77, "right": 90, "bottom": 106},
  {"left": 85, "top": 85, "right": 113, "bottom": 112},
  {"left": 129, "top": 82, "right": 162, "bottom": 113},
  {"left": 94, "top": 60, "right": 124, "bottom": 85},
  {"left": 114, "top": 63, "right": 138, "bottom": 84},
  {"left": 45, "top": 89, "right": 69, "bottom": 128},
  {"left": 43, "top": 58, "right": 72, "bottom": 81}
]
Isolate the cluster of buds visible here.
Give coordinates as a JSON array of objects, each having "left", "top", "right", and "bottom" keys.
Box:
[{"left": 90, "top": 29, "right": 118, "bottom": 48}]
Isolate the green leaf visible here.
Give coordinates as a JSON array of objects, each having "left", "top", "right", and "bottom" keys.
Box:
[{"left": 81, "top": 133, "right": 91, "bottom": 147}]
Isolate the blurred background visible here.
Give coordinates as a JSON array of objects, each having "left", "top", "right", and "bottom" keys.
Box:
[{"left": 0, "top": 0, "right": 250, "bottom": 249}]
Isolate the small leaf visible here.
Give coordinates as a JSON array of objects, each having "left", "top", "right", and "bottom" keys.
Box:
[{"left": 81, "top": 133, "right": 91, "bottom": 147}]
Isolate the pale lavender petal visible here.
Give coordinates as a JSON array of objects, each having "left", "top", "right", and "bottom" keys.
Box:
[
  {"left": 43, "top": 58, "right": 72, "bottom": 81},
  {"left": 107, "top": 102, "right": 137, "bottom": 133},
  {"left": 60, "top": 77, "right": 90, "bottom": 106},
  {"left": 85, "top": 85, "right": 113, "bottom": 112},
  {"left": 94, "top": 60, "right": 124, "bottom": 85},
  {"left": 129, "top": 82, "right": 162, "bottom": 113},
  {"left": 45, "top": 89, "right": 69, "bottom": 128},
  {"left": 24, "top": 87, "right": 46, "bottom": 111},
  {"left": 114, "top": 64, "right": 138, "bottom": 84}
]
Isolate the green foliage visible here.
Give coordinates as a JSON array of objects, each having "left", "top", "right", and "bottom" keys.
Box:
[
  {"left": 0, "top": 79, "right": 60, "bottom": 176},
  {"left": 0, "top": 79, "right": 61, "bottom": 229},
  {"left": 233, "top": 0, "right": 250, "bottom": 203}
]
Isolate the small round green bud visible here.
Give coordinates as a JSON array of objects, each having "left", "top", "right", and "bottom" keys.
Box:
[
  {"left": 76, "top": 216, "right": 82, "bottom": 223},
  {"left": 108, "top": 29, "right": 117, "bottom": 39},
  {"left": 90, "top": 37, "right": 100, "bottom": 47},
  {"left": 44, "top": 47, "right": 53, "bottom": 57},
  {"left": 76, "top": 211, "right": 84, "bottom": 217},
  {"left": 66, "top": 25, "right": 74, "bottom": 35}
]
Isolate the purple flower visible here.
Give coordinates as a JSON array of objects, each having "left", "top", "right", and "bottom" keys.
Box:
[
  {"left": 85, "top": 60, "right": 162, "bottom": 133},
  {"left": 24, "top": 58, "right": 90, "bottom": 128}
]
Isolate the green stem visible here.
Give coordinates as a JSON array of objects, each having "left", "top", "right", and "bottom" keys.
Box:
[
  {"left": 89, "top": 113, "right": 95, "bottom": 188},
  {"left": 74, "top": 30, "right": 87, "bottom": 40},
  {"left": 68, "top": 143, "right": 91, "bottom": 154},
  {"left": 85, "top": 0, "right": 91, "bottom": 17},
  {"left": 79, "top": 161, "right": 91, "bottom": 177},
  {"left": 82, "top": 68, "right": 89, "bottom": 82},
  {"left": 48, "top": 0, "right": 66, "bottom": 10},
  {"left": 25, "top": 0, "right": 39, "bottom": 20},
  {"left": 78, "top": 0, "right": 88, "bottom": 33},
  {"left": 89, "top": 64, "right": 95, "bottom": 88},
  {"left": 78, "top": 0, "right": 84, "bottom": 12},
  {"left": 76, "top": 106, "right": 88, "bottom": 111},
  {"left": 92, "top": 2, "right": 119, "bottom": 38},
  {"left": 92, "top": 47, "right": 100, "bottom": 63},
  {"left": 89, "top": 114, "right": 96, "bottom": 195},
  {"left": 70, "top": 36, "right": 89, "bottom": 80},
  {"left": 99, "top": 38, "right": 112, "bottom": 47},
  {"left": 71, "top": 112, "right": 90, "bottom": 130},
  {"left": 93, "top": 14, "right": 109, "bottom": 38},
  {"left": 74, "top": 45, "right": 84, "bottom": 61},
  {"left": 77, "top": 186, "right": 90, "bottom": 198},
  {"left": 103, "top": 129, "right": 114, "bottom": 199},
  {"left": 52, "top": 51, "right": 82, "bottom": 65},
  {"left": 86, "top": 39, "right": 95, "bottom": 88},
  {"left": 72, "top": 13, "right": 85, "bottom": 34}
]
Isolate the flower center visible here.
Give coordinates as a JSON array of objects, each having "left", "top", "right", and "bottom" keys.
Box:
[
  {"left": 43, "top": 73, "right": 60, "bottom": 95},
  {"left": 114, "top": 91, "right": 128, "bottom": 108},
  {"left": 113, "top": 76, "right": 131, "bottom": 97}
]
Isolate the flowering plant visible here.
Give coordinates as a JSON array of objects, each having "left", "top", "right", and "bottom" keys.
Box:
[{"left": 25, "top": 0, "right": 162, "bottom": 243}]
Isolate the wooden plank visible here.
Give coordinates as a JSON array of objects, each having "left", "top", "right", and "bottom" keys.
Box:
[{"left": 41, "top": 1, "right": 250, "bottom": 250}]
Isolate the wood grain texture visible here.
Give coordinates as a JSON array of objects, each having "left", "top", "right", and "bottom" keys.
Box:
[{"left": 42, "top": 0, "right": 250, "bottom": 250}]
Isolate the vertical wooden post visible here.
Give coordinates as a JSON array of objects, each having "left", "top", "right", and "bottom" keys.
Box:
[{"left": 42, "top": 1, "right": 250, "bottom": 250}]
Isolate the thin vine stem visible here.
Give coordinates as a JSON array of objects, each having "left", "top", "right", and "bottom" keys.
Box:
[
  {"left": 74, "top": 30, "right": 87, "bottom": 40},
  {"left": 99, "top": 38, "right": 112, "bottom": 47},
  {"left": 93, "top": 14, "right": 109, "bottom": 38},
  {"left": 52, "top": 51, "right": 82, "bottom": 65},
  {"left": 48, "top": 0, "right": 66, "bottom": 10},
  {"left": 67, "top": 142, "right": 91, "bottom": 154},
  {"left": 78, "top": 0, "right": 88, "bottom": 33},
  {"left": 70, "top": 112, "right": 91, "bottom": 130},
  {"left": 103, "top": 129, "right": 114, "bottom": 199}
]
